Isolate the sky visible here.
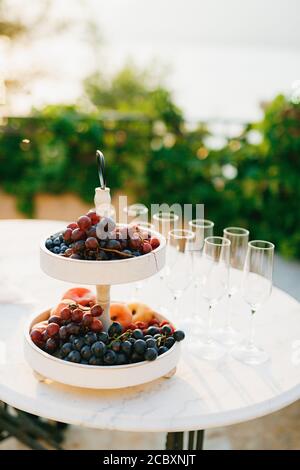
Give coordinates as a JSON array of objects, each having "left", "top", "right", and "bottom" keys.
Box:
[{"left": 2, "top": 0, "right": 300, "bottom": 121}]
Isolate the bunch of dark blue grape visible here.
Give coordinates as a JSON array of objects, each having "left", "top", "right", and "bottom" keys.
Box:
[
  {"left": 45, "top": 210, "right": 160, "bottom": 261},
  {"left": 37, "top": 319, "right": 185, "bottom": 366}
]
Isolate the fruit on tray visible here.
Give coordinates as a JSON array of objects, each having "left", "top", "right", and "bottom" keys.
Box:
[
  {"left": 30, "top": 302, "right": 185, "bottom": 366},
  {"left": 51, "top": 287, "right": 155, "bottom": 328},
  {"left": 53, "top": 289, "right": 164, "bottom": 329},
  {"left": 110, "top": 302, "right": 133, "bottom": 329},
  {"left": 62, "top": 287, "right": 96, "bottom": 306},
  {"left": 32, "top": 320, "right": 48, "bottom": 331},
  {"left": 128, "top": 302, "right": 156, "bottom": 323},
  {"left": 45, "top": 210, "right": 160, "bottom": 261}
]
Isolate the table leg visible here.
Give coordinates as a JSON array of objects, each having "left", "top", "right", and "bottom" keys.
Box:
[
  {"left": 188, "top": 430, "right": 195, "bottom": 450},
  {"left": 166, "top": 430, "right": 204, "bottom": 450},
  {"left": 0, "top": 401, "right": 66, "bottom": 450},
  {"left": 196, "top": 429, "right": 204, "bottom": 450}
]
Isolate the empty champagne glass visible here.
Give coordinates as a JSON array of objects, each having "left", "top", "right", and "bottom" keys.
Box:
[
  {"left": 213, "top": 227, "right": 249, "bottom": 345},
  {"left": 124, "top": 203, "right": 148, "bottom": 224},
  {"left": 232, "top": 240, "right": 274, "bottom": 365},
  {"left": 152, "top": 212, "right": 179, "bottom": 279},
  {"left": 153, "top": 211, "right": 179, "bottom": 238},
  {"left": 130, "top": 222, "right": 155, "bottom": 301},
  {"left": 188, "top": 219, "right": 214, "bottom": 325},
  {"left": 188, "top": 219, "right": 214, "bottom": 252},
  {"left": 165, "top": 229, "right": 195, "bottom": 328},
  {"left": 123, "top": 204, "right": 149, "bottom": 299},
  {"left": 192, "top": 236, "right": 230, "bottom": 360},
  {"left": 135, "top": 221, "right": 154, "bottom": 232}
]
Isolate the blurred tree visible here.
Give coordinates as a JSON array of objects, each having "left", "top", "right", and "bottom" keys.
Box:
[
  {"left": 84, "top": 65, "right": 183, "bottom": 132},
  {"left": 256, "top": 95, "right": 300, "bottom": 257},
  {"left": 0, "top": 95, "right": 299, "bottom": 259},
  {"left": 0, "top": 0, "right": 95, "bottom": 115},
  {"left": 0, "top": 1, "right": 26, "bottom": 38},
  {"left": 0, "top": 1, "right": 49, "bottom": 75}
]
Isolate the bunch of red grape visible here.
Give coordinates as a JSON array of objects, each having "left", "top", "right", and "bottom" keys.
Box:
[
  {"left": 30, "top": 302, "right": 104, "bottom": 355},
  {"left": 45, "top": 209, "right": 160, "bottom": 261}
]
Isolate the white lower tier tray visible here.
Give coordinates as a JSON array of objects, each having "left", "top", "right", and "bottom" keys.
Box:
[{"left": 24, "top": 310, "right": 181, "bottom": 389}]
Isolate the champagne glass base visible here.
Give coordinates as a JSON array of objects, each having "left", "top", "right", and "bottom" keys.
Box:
[
  {"left": 190, "top": 338, "right": 226, "bottom": 361},
  {"left": 213, "top": 325, "right": 242, "bottom": 346},
  {"left": 170, "top": 313, "right": 203, "bottom": 338},
  {"left": 232, "top": 343, "right": 269, "bottom": 365},
  {"left": 176, "top": 317, "right": 203, "bottom": 341}
]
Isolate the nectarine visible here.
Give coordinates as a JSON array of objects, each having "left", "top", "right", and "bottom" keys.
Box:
[
  {"left": 128, "top": 302, "right": 156, "bottom": 323},
  {"left": 62, "top": 287, "right": 96, "bottom": 306},
  {"left": 110, "top": 303, "right": 132, "bottom": 329},
  {"left": 31, "top": 320, "right": 48, "bottom": 333}
]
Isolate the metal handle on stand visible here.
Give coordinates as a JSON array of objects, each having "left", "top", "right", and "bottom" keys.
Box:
[{"left": 96, "top": 150, "right": 106, "bottom": 190}]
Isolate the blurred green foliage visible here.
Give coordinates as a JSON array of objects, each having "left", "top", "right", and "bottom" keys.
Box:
[
  {"left": 84, "top": 65, "right": 183, "bottom": 131},
  {"left": 0, "top": 84, "right": 299, "bottom": 258},
  {"left": 147, "top": 94, "right": 300, "bottom": 258}
]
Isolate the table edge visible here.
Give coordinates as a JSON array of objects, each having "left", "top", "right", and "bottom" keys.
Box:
[{"left": 0, "top": 378, "right": 299, "bottom": 432}]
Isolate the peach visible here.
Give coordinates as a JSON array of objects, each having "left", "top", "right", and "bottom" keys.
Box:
[
  {"left": 110, "top": 302, "right": 133, "bottom": 329},
  {"left": 31, "top": 320, "right": 48, "bottom": 333},
  {"left": 62, "top": 287, "right": 96, "bottom": 306},
  {"left": 128, "top": 302, "right": 156, "bottom": 323}
]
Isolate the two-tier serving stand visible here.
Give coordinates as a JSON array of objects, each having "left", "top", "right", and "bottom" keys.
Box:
[{"left": 24, "top": 152, "right": 181, "bottom": 389}]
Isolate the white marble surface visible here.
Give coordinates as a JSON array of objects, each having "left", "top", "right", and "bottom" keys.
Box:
[{"left": 0, "top": 220, "right": 300, "bottom": 432}]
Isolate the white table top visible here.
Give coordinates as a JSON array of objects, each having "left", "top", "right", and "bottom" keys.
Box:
[{"left": 0, "top": 220, "right": 300, "bottom": 432}]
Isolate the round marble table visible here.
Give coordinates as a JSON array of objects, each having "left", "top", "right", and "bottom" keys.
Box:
[{"left": 0, "top": 220, "right": 300, "bottom": 449}]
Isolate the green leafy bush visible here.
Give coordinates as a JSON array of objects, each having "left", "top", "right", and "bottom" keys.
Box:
[{"left": 0, "top": 94, "right": 299, "bottom": 259}]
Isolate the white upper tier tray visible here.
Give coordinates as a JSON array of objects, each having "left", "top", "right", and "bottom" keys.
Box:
[{"left": 40, "top": 227, "right": 166, "bottom": 285}]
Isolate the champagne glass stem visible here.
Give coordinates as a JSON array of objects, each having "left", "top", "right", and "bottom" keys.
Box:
[
  {"left": 191, "top": 254, "right": 196, "bottom": 315},
  {"left": 131, "top": 281, "right": 142, "bottom": 301},
  {"left": 134, "top": 282, "right": 142, "bottom": 300},
  {"left": 207, "top": 303, "right": 213, "bottom": 342},
  {"left": 173, "top": 294, "right": 179, "bottom": 320},
  {"left": 192, "top": 281, "right": 198, "bottom": 316},
  {"left": 249, "top": 309, "right": 256, "bottom": 348},
  {"left": 225, "top": 293, "right": 233, "bottom": 328}
]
